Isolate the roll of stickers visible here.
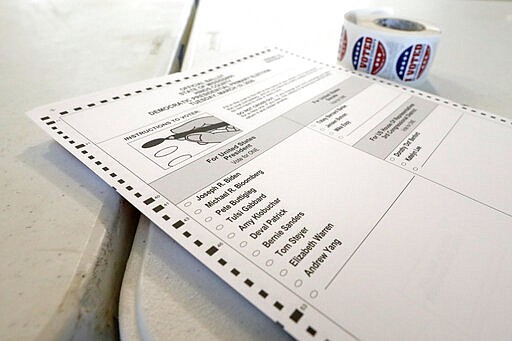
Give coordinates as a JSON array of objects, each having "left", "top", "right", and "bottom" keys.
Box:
[{"left": 338, "top": 8, "right": 441, "bottom": 85}]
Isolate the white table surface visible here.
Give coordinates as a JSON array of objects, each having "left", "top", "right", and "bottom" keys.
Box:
[
  {"left": 0, "top": 0, "right": 195, "bottom": 339},
  {"left": 120, "top": 0, "right": 512, "bottom": 340}
]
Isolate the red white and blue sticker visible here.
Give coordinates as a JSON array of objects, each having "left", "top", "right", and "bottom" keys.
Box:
[
  {"left": 395, "top": 44, "right": 431, "bottom": 82},
  {"left": 338, "top": 27, "right": 348, "bottom": 62},
  {"left": 351, "top": 36, "right": 387, "bottom": 75}
]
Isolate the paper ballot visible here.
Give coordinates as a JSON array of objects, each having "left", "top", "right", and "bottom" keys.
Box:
[{"left": 29, "top": 48, "right": 512, "bottom": 340}]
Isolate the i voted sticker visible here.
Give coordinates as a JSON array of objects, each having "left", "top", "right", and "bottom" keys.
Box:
[
  {"left": 338, "top": 27, "right": 348, "bottom": 62},
  {"left": 396, "top": 44, "right": 431, "bottom": 82},
  {"left": 351, "top": 36, "right": 387, "bottom": 75}
]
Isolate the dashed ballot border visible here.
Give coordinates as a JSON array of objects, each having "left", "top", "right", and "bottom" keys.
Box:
[
  {"left": 276, "top": 48, "right": 511, "bottom": 128},
  {"left": 38, "top": 114, "right": 324, "bottom": 339},
  {"left": 38, "top": 47, "right": 511, "bottom": 127},
  {"left": 33, "top": 48, "right": 330, "bottom": 340},
  {"left": 31, "top": 47, "right": 510, "bottom": 341}
]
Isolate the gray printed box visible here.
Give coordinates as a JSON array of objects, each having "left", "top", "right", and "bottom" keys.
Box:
[{"left": 354, "top": 97, "right": 437, "bottom": 159}]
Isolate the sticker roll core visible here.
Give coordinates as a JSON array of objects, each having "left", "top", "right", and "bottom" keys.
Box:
[{"left": 338, "top": 9, "right": 441, "bottom": 85}]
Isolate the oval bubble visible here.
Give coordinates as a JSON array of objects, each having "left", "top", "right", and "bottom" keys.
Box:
[
  {"left": 168, "top": 154, "right": 192, "bottom": 167},
  {"left": 154, "top": 146, "right": 178, "bottom": 157}
]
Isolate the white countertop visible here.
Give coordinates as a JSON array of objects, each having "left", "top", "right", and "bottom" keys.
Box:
[
  {"left": 0, "top": 0, "right": 195, "bottom": 339},
  {"left": 119, "top": 0, "right": 512, "bottom": 340}
]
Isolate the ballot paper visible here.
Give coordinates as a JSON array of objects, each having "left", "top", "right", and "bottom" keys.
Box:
[{"left": 29, "top": 48, "right": 512, "bottom": 340}]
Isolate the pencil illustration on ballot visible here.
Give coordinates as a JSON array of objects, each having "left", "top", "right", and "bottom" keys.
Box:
[
  {"left": 143, "top": 116, "right": 240, "bottom": 148},
  {"left": 133, "top": 115, "right": 242, "bottom": 169}
]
